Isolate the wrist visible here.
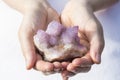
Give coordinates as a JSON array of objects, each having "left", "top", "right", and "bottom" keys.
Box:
[
  {"left": 69, "top": 0, "right": 93, "bottom": 12},
  {"left": 22, "top": 0, "right": 50, "bottom": 15},
  {"left": 85, "top": 0, "right": 119, "bottom": 11},
  {"left": 71, "top": 0, "right": 119, "bottom": 11}
]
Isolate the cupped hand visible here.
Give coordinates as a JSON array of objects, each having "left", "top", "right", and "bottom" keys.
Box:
[
  {"left": 60, "top": 0, "right": 105, "bottom": 79},
  {"left": 18, "top": 0, "right": 62, "bottom": 74}
]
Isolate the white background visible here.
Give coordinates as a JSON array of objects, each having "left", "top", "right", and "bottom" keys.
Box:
[{"left": 0, "top": 0, "right": 120, "bottom": 80}]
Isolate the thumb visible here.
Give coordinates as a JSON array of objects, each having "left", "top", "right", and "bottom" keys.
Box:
[
  {"left": 18, "top": 25, "right": 37, "bottom": 70},
  {"left": 84, "top": 18, "right": 105, "bottom": 64},
  {"left": 90, "top": 35, "right": 104, "bottom": 64}
]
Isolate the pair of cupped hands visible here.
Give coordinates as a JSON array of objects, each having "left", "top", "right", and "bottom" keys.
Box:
[{"left": 18, "top": 0, "right": 104, "bottom": 79}]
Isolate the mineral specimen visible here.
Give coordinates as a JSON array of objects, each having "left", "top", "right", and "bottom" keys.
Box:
[{"left": 33, "top": 21, "right": 88, "bottom": 62}]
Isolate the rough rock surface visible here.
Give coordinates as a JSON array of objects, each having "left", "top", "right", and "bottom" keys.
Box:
[{"left": 33, "top": 21, "right": 88, "bottom": 62}]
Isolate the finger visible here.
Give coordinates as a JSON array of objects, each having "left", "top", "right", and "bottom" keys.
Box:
[
  {"left": 61, "top": 70, "right": 75, "bottom": 80},
  {"left": 67, "top": 54, "right": 93, "bottom": 73},
  {"left": 89, "top": 33, "right": 104, "bottom": 64},
  {"left": 18, "top": 26, "right": 36, "bottom": 70},
  {"left": 67, "top": 63, "right": 91, "bottom": 73},
  {"left": 67, "top": 63, "right": 77, "bottom": 73},
  {"left": 61, "top": 13, "right": 72, "bottom": 27},
  {"left": 85, "top": 19, "right": 105, "bottom": 64},
  {"left": 72, "top": 54, "right": 93, "bottom": 67},
  {"left": 53, "top": 62, "right": 62, "bottom": 72},
  {"left": 61, "top": 62, "right": 70, "bottom": 69},
  {"left": 34, "top": 54, "right": 54, "bottom": 72},
  {"left": 35, "top": 59, "right": 54, "bottom": 72},
  {"left": 41, "top": 71, "right": 56, "bottom": 75},
  {"left": 62, "top": 75, "right": 68, "bottom": 80},
  {"left": 35, "top": 61, "right": 55, "bottom": 75},
  {"left": 18, "top": 12, "right": 47, "bottom": 69},
  {"left": 72, "top": 67, "right": 91, "bottom": 73},
  {"left": 34, "top": 54, "right": 55, "bottom": 75}
]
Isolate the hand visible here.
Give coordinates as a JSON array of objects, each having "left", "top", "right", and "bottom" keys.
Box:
[
  {"left": 18, "top": 0, "right": 62, "bottom": 73},
  {"left": 60, "top": 0, "right": 104, "bottom": 78}
]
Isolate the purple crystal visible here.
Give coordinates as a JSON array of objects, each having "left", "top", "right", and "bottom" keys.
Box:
[
  {"left": 33, "top": 21, "right": 88, "bottom": 62},
  {"left": 46, "top": 21, "right": 64, "bottom": 36}
]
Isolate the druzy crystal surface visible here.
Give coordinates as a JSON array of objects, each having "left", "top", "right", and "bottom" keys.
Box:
[{"left": 33, "top": 21, "right": 88, "bottom": 62}]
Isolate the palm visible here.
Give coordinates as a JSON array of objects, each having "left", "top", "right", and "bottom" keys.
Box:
[
  {"left": 18, "top": 0, "right": 61, "bottom": 72},
  {"left": 60, "top": 0, "right": 104, "bottom": 78}
]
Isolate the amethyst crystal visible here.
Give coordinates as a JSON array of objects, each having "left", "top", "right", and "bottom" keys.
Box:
[{"left": 33, "top": 21, "right": 88, "bottom": 62}]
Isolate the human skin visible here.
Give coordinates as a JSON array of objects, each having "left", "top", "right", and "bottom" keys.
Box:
[
  {"left": 60, "top": 0, "right": 118, "bottom": 79},
  {"left": 3, "top": 0, "right": 118, "bottom": 80},
  {"left": 3, "top": 0, "right": 64, "bottom": 73}
]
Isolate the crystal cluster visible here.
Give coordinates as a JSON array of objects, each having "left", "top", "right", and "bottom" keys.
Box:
[{"left": 33, "top": 21, "right": 88, "bottom": 62}]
